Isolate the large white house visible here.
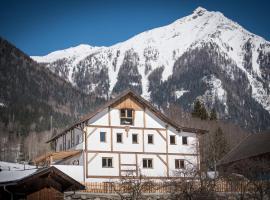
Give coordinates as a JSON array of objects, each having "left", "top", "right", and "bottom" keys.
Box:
[{"left": 35, "top": 90, "right": 206, "bottom": 182}]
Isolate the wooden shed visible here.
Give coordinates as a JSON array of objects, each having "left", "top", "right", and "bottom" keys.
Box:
[{"left": 0, "top": 166, "right": 85, "bottom": 200}]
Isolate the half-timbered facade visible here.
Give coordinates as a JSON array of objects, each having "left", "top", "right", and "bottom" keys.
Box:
[{"left": 43, "top": 90, "right": 205, "bottom": 182}]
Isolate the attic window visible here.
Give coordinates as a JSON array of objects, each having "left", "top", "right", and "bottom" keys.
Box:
[{"left": 120, "top": 109, "right": 134, "bottom": 125}]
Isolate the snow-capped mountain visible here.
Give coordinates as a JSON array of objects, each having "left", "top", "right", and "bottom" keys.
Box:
[{"left": 32, "top": 7, "right": 270, "bottom": 131}]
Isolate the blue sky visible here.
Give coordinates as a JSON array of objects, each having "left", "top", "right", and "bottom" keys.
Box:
[{"left": 0, "top": 0, "right": 269, "bottom": 56}]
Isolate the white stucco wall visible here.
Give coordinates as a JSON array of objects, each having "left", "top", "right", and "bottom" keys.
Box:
[
  {"left": 168, "top": 155, "right": 198, "bottom": 176},
  {"left": 87, "top": 127, "right": 111, "bottom": 151},
  {"left": 144, "top": 108, "right": 166, "bottom": 128},
  {"left": 137, "top": 154, "right": 167, "bottom": 177},
  {"left": 112, "top": 128, "right": 143, "bottom": 152},
  {"left": 87, "top": 152, "right": 119, "bottom": 177},
  {"left": 144, "top": 129, "right": 166, "bottom": 153},
  {"left": 88, "top": 108, "right": 109, "bottom": 125}
]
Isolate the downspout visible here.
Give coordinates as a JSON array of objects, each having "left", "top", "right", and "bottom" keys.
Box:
[
  {"left": 82, "top": 124, "right": 87, "bottom": 184},
  {"left": 4, "top": 185, "right": 13, "bottom": 200}
]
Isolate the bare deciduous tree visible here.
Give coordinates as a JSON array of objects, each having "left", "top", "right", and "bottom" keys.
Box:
[{"left": 112, "top": 170, "right": 155, "bottom": 200}]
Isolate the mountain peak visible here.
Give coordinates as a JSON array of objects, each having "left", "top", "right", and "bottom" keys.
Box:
[{"left": 192, "top": 6, "right": 208, "bottom": 16}]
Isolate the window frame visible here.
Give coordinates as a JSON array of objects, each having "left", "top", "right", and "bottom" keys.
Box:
[
  {"left": 142, "top": 158, "right": 153, "bottom": 169},
  {"left": 170, "top": 135, "right": 176, "bottom": 145},
  {"left": 76, "top": 134, "right": 80, "bottom": 145},
  {"left": 175, "top": 159, "right": 185, "bottom": 169},
  {"left": 102, "top": 157, "right": 113, "bottom": 168},
  {"left": 67, "top": 139, "right": 71, "bottom": 149},
  {"left": 182, "top": 136, "right": 188, "bottom": 145},
  {"left": 120, "top": 108, "right": 134, "bottom": 125},
  {"left": 147, "top": 134, "right": 154, "bottom": 144},
  {"left": 132, "top": 134, "right": 138, "bottom": 144},
  {"left": 116, "top": 133, "right": 123, "bottom": 143},
  {"left": 100, "top": 132, "right": 106, "bottom": 143}
]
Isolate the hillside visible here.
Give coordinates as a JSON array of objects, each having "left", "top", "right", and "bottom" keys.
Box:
[{"left": 0, "top": 37, "right": 105, "bottom": 161}]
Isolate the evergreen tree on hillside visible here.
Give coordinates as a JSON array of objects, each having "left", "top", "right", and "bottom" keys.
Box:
[
  {"left": 192, "top": 100, "right": 202, "bottom": 118},
  {"left": 192, "top": 100, "right": 209, "bottom": 120},
  {"left": 210, "top": 108, "right": 217, "bottom": 120},
  {"left": 200, "top": 105, "right": 209, "bottom": 120},
  {"left": 112, "top": 49, "right": 142, "bottom": 95}
]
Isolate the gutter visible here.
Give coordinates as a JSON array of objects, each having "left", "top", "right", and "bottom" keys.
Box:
[{"left": 4, "top": 185, "right": 13, "bottom": 200}]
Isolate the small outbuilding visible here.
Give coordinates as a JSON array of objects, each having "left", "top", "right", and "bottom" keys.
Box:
[
  {"left": 218, "top": 133, "right": 270, "bottom": 180},
  {"left": 0, "top": 166, "right": 85, "bottom": 200}
]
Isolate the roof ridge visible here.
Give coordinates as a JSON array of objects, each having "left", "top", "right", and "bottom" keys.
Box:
[{"left": 47, "top": 90, "right": 207, "bottom": 143}]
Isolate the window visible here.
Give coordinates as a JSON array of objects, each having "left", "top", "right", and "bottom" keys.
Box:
[
  {"left": 148, "top": 134, "right": 153, "bottom": 144},
  {"left": 143, "top": 159, "right": 153, "bottom": 168},
  {"left": 170, "top": 135, "right": 176, "bottom": 145},
  {"left": 102, "top": 157, "right": 113, "bottom": 168},
  {"left": 175, "top": 159, "right": 185, "bottom": 169},
  {"left": 120, "top": 109, "right": 133, "bottom": 125},
  {"left": 132, "top": 134, "right": 138, "bottom": 144},
  {"left": 76, "top": 135, "right": 80, "bottom": 145},
  {"left": 182, "top": 136, "right": 188, "bottom": 145},
  {"left": 67, "top": 140, "right": 71, "bottom": 149},
  {"left": 117, "top": 133, "right": 122, "bottom": 143},
  {"left": 100, "top": 132, "right": 106, "bottom": 142}
]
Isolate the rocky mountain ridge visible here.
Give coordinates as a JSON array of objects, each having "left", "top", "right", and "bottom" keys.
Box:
[{"left": 31, "top": 7, "right": 270, "bottom": 131}]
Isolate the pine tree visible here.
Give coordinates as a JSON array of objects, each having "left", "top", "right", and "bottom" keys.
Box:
[
  {"left": 200, "top": 105, "right": 209, "bottom": 120},
  {"left": 192, "top": 100, "right": 202, "bottom": 118},
  {"left": 210, "top": 108, "right": 217, "bottom": 120},
  {"left": 192, "top": 100, "right": 208, "bottom": 120}
]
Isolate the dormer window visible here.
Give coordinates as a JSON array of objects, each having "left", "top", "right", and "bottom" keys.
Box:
[{"left": 120, "top": 109, "right": 134, "bottom": 125}]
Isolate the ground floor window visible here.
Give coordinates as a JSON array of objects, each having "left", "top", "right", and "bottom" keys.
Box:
[
  {"left": 175, "top": 159, "right": 185, "bottom": 169},
  {"left": 102, "top": 157, "right": 113, "bottom": 168},
  {"left": 143, "top": 158, "right": 153, "bottom": 168},
  {"left": 76, "top": 135, "right": 80, "bottom": 145}
]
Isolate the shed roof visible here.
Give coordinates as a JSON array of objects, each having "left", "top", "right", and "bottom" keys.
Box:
[
  {"left": 32, "top": 150, "right": 82, "bottom": 165},
  {"left": 218, "top": 133, "right": 270, "bottom": 166}
]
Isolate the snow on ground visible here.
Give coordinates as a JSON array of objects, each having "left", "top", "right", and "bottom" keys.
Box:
[
  {"left": 0, "top": 161, "right": 37, "bottom": 183},
  {"left": 0, "top": 161, "right": 36, "bottom": 171},
  {"left": 0, "top": 169, "right": 37, "bottom": 183}
]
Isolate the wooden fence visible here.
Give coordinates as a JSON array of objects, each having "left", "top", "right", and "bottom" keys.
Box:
[{"left": 81, "top": 180, "right": 252, "bottom": 194}]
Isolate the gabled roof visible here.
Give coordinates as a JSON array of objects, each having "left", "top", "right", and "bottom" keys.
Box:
[
  {"left": 0, "top": 166, "right": 85, "bottom": 193},
  {"left": 218, "top": 133, "right": 270, "bottom": 166},
  {"left": 47, "top": 89, "right": 207, "bottom": 142}
]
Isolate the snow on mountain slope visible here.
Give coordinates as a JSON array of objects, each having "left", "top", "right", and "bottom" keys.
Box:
[
  {"left": 32, "top": 44, "right": 99, "bottom": 64},
  {"left": 32, "top": 7, "right": 270, "bottom": 118}
]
